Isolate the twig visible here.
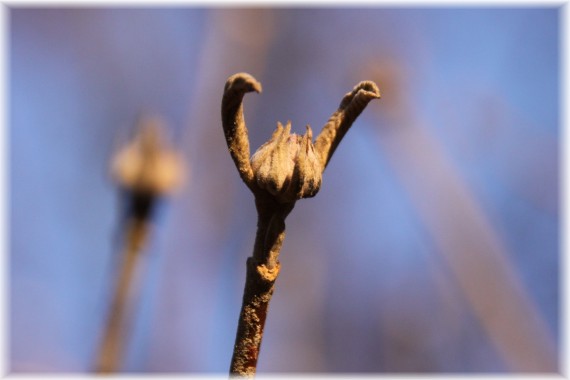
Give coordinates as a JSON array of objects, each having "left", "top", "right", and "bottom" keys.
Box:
[
  {"left": 221, "top": 73, "right": 380, "bottom": 377},
  {"left": 95, "top": 116, "right": 183, "bottom": 373},
  {"left": 95, "top": 219, "right": 148, "bottom": 373}
]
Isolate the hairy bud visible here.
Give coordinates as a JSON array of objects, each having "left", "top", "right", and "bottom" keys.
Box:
[{"left": 251, "top": 122, "right": 323, "bottom": 203}]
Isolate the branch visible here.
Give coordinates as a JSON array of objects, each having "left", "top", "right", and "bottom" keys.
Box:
[
  {"left": 230, "top": 196, "right": 293, "bottom": 377},
  {"left": 96, "top": 220, "right": 148, "bottom": 373},
  {"left": 223, "top": 74, "right": 379, "bottom": 377},
  {"left": 98, "top": 115, "right": 182, "bottom": 373}
]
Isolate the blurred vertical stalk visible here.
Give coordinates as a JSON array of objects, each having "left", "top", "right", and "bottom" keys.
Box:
[
  {"left": 95, "top": 115, "right": 183, "bottom": 373},
  {"left": 96, "top": 219, "right": 149, "bottom": 373},
  {"left": 364, "top": 61, "right": 557, "bottom": 372}
]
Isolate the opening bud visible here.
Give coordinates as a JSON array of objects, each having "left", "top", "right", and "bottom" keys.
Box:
[{"left": 251, "top": 122, "right": 323, "bottom": 203}]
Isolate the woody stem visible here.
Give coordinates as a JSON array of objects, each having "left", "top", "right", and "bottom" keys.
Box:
[
  {"left": 95, "top": 219, "right": 148, "bottom": 373},
  {"left": 229, "top": 196, "right": 293, "bottom": 377}
]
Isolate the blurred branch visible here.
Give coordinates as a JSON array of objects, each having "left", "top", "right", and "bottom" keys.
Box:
[
  {"left": 95, "top": 116, "right": 183, "bottom": 373},
  {"left": 365, "top": 62, "right": 557, "bottom": 372},
  {"left": 95, "top": 220, "right": 148, "bottom": 373}
]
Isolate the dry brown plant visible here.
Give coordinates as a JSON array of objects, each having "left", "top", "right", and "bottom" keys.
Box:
[
  {"left": 221, "top": 73, "right": 380, "bottom": 377},
  {"left": 96, "top": 116, "right": 183, "bottom": 373}
]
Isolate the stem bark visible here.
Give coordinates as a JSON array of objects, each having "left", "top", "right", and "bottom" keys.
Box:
[{"left": 229, "top": 196, "right": 293, "bottom": 377}]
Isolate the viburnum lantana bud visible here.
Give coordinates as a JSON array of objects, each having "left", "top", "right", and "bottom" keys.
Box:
[
  {"left": 251, "top": 121, "right": 322, "bottom": 203},
  {"left": 221, "top": 73, "right": 380, "bottom": 377}
]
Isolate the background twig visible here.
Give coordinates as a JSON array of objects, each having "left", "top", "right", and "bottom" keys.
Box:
[
  {"left": 95, "top": 220, "right": 148, "bottom": 373},
  {"left": 95, "top": 116, "right": 183, "bottom": 373}
]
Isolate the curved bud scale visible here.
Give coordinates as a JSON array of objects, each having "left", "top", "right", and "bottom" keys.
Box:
[
  {"left": 221, "top": 73, "right": 262, "bottom": 188},
  {"left": 315, "top": 80, "right": 381, "bottom": 169}
]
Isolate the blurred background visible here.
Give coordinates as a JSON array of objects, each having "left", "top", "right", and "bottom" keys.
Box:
[{"left": 9, "top": 6, "right": 560, "bottom": 373}]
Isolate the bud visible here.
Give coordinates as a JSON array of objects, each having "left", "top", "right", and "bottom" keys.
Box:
[
  {"left": 251, "top": 121, "right": 323, "bottom": 203},
  {"left": 111, "top": 115, "right": 184, "bottom": 195}
]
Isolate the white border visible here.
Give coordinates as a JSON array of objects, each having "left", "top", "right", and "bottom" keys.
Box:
[{"left": 0, "top": 2, "right": 565, "bottom": 379}]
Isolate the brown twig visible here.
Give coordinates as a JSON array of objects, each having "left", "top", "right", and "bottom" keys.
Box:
[
  {"left": 96, "top": 116, "right": 183, "bottom": 373},
  {"left": 95, "top": 220, "right": 148, "bottom": 373},
  {"left": 222, "top": 73, "right": 380, "bottom": 377}
]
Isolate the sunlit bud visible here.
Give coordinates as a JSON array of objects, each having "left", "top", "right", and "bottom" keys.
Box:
[{"left": 251, "top": 121, "right": 322, "bottom": 203}]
